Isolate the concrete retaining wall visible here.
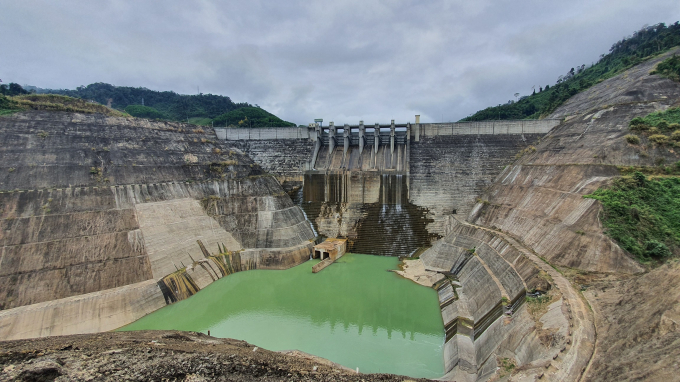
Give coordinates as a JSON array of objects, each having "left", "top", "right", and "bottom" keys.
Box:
[
  {"left": 0, "top": 280, "right": 166, "bottom": 340},
  {"left": 229, "top": 139, "right": 315, "bottom": 186},
  {"left": 409, "top": 134, "right": 545, "bottom": 237}
]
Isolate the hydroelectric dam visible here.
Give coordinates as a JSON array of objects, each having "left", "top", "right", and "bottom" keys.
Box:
[
  {"left": 219, "top": 118, "right": 560, "bottom": 256},
  {"left": 0, "top": 110, "right": 581, "bottom": 381}
]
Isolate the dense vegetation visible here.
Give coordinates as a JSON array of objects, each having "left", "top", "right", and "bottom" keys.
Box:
[
  {"left": 586, "top": 173, "right": 679, "bottom": 261},
  {"left": 212, "top": 107, "right": 296, "bottom": 127},
  {"left": 462, "top": 22, "right": 680, "bottom": 121},
  {"left": 38, "top": 82, "right": 295, "bottom": 126},
  {"left": 651, "top": 54, "right": 680, "bottom": 81},
  {"left": 41, "top": 82, "right": 247, "bottom": 121},
  {"left": 124, "top": 104, "right": 168, "bottom": 120}
]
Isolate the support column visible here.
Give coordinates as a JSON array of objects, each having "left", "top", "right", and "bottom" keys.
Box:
[
  {"left": 329, "top": 122, "right": 336, "bottom": 153},
  {"left": 415, "top": 115, "right": 421, "bottom": 142},
  {"left": 309, "top": 124, "right": 323, "bottom": 170},
  {"left": 343, "top": 124, "right": 350, "bottom": 165},
  {"left": 390, "top": 119, "right": 395, "bottom": 155},
  {"left": 374, "top": 123, "right": 380, "bottom": 154},
  {"left": 359, "top": 121, "right": 365, "bottom": 154}
]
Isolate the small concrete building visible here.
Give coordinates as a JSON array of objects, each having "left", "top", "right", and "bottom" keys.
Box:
[
  {"left": 312, "top": 238, "right": 347, "bottom": 273},
  {"left": 313, "top": 238, "right": 347, "bottom": 260}
]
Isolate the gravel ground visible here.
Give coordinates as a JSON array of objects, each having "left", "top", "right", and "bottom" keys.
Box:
[{"left": 0, "top": 331, "right": 429, "bottom": 382}]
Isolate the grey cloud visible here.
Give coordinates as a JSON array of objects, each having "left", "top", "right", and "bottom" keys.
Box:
[{"left": 0, "top": 0, "right": 678, "bottom": 124}]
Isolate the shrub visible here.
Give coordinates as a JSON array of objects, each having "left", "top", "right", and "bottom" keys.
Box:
[
  {"left": 632, "top": 107, "right": 680, "bottom": 129},
  {"left": 515, "top": 145, "right": 537, "bottom": 159},
  {"left": 630, "top": 117, "right": 646, "bottom": 128},
  {"left": 11, "top": 94, "right": 126, "bottom": 117},
  {"left": 644, "top": 240, "right": 672, "bottom": 258},
  {"left": 648, "top": 134, "right": 669, "bottom": 144},
  {"left": 671, "top": 130, "right": 680, "bottom": 141},
  {"left": 625, "top": 134, "right": 640, "bottom": 144},
  {"left": 652, "top": 54, "right": 680, "bottom": 81}
]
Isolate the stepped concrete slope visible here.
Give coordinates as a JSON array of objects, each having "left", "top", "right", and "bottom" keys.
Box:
[
  {"left": 0, "top": 112, "right": 315, "bottom": 340},
  {"left": 416, "top": 222, "right": 588, "bottom": 381}
]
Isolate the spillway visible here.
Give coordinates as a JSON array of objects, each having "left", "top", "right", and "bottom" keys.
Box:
[{"left": 295, "top": 172, "right": 435, "bottom": 257}]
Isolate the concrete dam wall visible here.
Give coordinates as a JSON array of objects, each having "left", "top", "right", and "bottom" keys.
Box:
[
  {"left": 0, "top": 112, "right": 315, "bottom": 340},
  {"left": 221, "top": 119, "right": 560, "bottom": 247}
]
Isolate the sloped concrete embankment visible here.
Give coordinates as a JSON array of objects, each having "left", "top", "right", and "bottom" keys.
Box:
[
  {"left": 0, "top": 112, "right": 259, "bottom": 190},
  {"left": 0, "top": 112, "right": 315, "bottom": 340},
  {"left": 420, "top": 223, "right": 592, "bottom": 382},
  {"left": 0, "top": 179, "right": 316, "bottom": 341}
]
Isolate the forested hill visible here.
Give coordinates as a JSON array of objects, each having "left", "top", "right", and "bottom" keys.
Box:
[
  {"left": 462, "top": 22, "right": 680, "bottom": 122},
  {"left": 37, "top": 82, "right": 296, "bottom": 127}
]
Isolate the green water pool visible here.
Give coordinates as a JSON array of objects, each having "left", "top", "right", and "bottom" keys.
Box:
[{"left": 120, "top": 253, "right": 445, "bottom": 378}]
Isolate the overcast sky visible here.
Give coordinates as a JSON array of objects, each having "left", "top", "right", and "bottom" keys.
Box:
[{"left": 1, "top": 1, "right": 679, "bottom": 124}]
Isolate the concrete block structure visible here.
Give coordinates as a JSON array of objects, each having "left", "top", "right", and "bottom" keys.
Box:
[{"left": 311, "top": 238, "right": 347, "bottom": 273}]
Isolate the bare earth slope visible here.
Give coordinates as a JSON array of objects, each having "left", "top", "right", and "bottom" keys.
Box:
[{"left": 583, "top": 261, "right": 680, "bottom": 382}]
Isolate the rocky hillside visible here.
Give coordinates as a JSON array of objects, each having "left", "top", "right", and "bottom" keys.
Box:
[
  {"left": 0, "top": 330, "right": 425, "bottom": 382},
  {"left": 466, "top": 47, "right": 680, "bottom": 381},
  {"left": 469, "top": 47, "right": 680, "bottom": 273}
]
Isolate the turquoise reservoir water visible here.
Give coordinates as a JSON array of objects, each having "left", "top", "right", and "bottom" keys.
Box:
[{"left": 120, "top": 254, "right": 444, "bottom": 378}]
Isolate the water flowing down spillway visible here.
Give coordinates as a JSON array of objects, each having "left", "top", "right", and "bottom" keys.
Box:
[
  {"left": 120, "top": 254, "right": 445, "bottom": 378},
  {"left": 297, "top": 173, "right": 434, "bottom": 256}
]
